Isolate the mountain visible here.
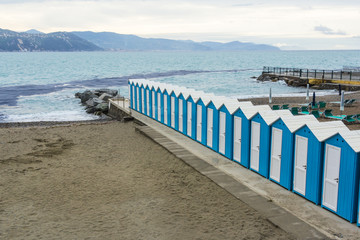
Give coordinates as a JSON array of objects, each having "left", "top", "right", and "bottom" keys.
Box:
[
  {"left": 200, "top": 41, "right": 279, "bottom": 51},
  {"left": 72, "top": 31, "right": 210, "bottom": 51},
  {"left": 0, "top": 28, "right": 103, "bottom": 52},
  {"left": 72, "top": 31, "right": 280, "bottom": 51},
  {"left": 23, "top": 29, "right": 45, "bottom": 34}
]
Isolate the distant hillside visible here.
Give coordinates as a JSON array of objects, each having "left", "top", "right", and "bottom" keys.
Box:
[
  {"left": 72, "top": 31, "right": 210, "bottom": 51},
  {"left": 0, "top": 28, "right": 103, "bottom": 52},
  {"left": 73, "top": 31, "right": 280, "bottom": 51}
]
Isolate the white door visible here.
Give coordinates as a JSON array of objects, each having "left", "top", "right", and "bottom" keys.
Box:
[
  {"left": 233, "top": 116, "right": 242, "bottom": 162},
  {"left": 187, "top": 102, "right": 192, "bottom": 136},
  {"left": 270, "top": 128, "right": 283, "bottom": 182},
  {"left": 132, "top": 86, "right": 135, "bottom": 109},
  {"left": 163, "top": 95, "right": 168, "bottom": 124},
  {"left": 171, "top": 97, "right": 175, "bottom": 128},
  {"left": 207, "top": 108, "right": 213, "bottom": 147},
  {"left": 152, "top": 91, "right": 155, "bottom": 118},
  {"left": 157, "top": 92, "right": 161, "bottom": 121},
  {"left": 196, "top": 105, "right": 202, "bottom": 142},
  {"left": 250, "top": 121, "right": 261, "bottom": 171},
  {"left": 322, "top": 144, "right": 341, "bottom": 212},
  {"left": 141, "top": 88, "right": 145, "bottom": 113},
  {"left": 179, "top": 99, "right": 183, "bottom": 132},
  {"left": 219, "top": 112, "right": 226, "bottom": 154},
  {"left": 136, "top": 87, "right": 139, "bottom": 111},
  {"left": 293, "top": 135, "right": 308, "bottom": 195},
  {"left": 146, "top": 89, "right": 150, "bottom": 116}
]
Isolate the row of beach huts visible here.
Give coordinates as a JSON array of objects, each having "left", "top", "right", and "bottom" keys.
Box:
[{"left": 128, "top": 78, "right": 360, "bottom": 225}]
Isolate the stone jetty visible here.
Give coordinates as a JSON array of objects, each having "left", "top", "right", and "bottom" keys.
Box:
[{"left": 75, "top": 89, "right": 118, "bottom": 115}]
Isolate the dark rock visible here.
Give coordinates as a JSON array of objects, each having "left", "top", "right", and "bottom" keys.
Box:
[
  {"left": 95, "top": 103, "right": 109, "bottom": 113},
  {"left": 86, "top": 107, "right": 96, "bottom": 114},
  {"left": 79, "top": 90, "right": 97, "bottom": 103},
  {"left": 85, "top": 98, "right": 104, "bottom": 107},
  {"left": 94, "top": 89, "right": 118, "bottom": 97}
]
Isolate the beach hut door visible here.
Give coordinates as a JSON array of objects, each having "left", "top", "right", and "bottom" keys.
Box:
[
  {"left": 157, "top": 92, "right": 161, "bottom": 121},
  {"left": 171, "top": 96, "right": 175, "bottom": 128},
  {"left": 250, "top": 121, "right": 260, "bottom": 171},
  {"left": 163, "top": 95, "right": 168, "bottom": 124},
  {"left": 219, "top": 112, "right": 226, "bottom": 154},
  {"left": 152, "top": 91, "right": 156, "bottom": 118},
  {"left": 141, "top": 88, "right": 145, "bottom": 113},
  {"left": 233, "top": 116, "right": 242, "bottom": 162},
  {"left": 179, "top": 99, "right": 183, "bottom": 132},
  {"left": 187, "top": 102, "right": 192, "bottom": 136},
  {"left": 294, "top": 135, "right": 308, "bottom": 195},
  {"left": 146, "top": 89, "right": 150, "bottom": 116},
  {"left": 132, "top": 86, "right": 135, "bottom": 109},
  {"left": 270, "top": 128, "right": 283, "bottom": 182},
  {"left": 207, "top": 108, "right": 213, "bottom": 147},
  {"left": 136, "top": 87, "right": 140, "bottom": 111},
  {"left": 196, "top": 105, "right": 202, "bottom": 141},
  {"left": 322, "top": 144, "right": 341, "bottom": 212}
]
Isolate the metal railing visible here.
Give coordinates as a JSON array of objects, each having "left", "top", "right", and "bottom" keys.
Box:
[{"left": 262, "top": 66, "right": 360, "bottom": 81}]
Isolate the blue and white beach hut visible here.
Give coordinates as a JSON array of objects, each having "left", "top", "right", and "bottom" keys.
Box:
[
  {"left": 320, "top": 130, "right": 360, "bottom": 223},
  {"left": 169, "top": 87, "right": 188, "bottom": 130},
  {"left": 161, "top": 87, "right": 171, "bottom": 126},
  {"left": 232, "top": 105, "right": 272, "bottom": 168},
  {"left": 139, "top": 81, "right": 147, "bottom": 114},
  {"left": 150, "top": 83, "right": 160, "bottom": 119},
  {"left": 195, "top": 95, "right": 216, "bottom": 145},
  {"left": 269, "top": 114, "right": 318, "bottom": 190},
  {"left": 293, "top": 121, "right": 349, "bottom": 205},
  {"left": 205, "top": 98, "right": 223, "bottom": 152},
  {"left": 185, "top": 91, "right": 205, "bottom": 140},
  {"left": 128, "top": 79, "right": 135, "bottom": 110},
  {"left": 217, "top": 99, "right": 253, "bottom": 159},
  {"left": 144, "top": 82, "right": 151, "bottom": 117},
  {"left": 249, "top": 110, "right": 293, "bottom": 178},
  {"left": 177, "top": 91, "right": 191, "bottom": 135}
]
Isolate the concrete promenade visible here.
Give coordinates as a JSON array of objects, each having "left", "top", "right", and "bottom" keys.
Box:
[{"left": 111, "top": 99, "right": 360, "bottom": 239}]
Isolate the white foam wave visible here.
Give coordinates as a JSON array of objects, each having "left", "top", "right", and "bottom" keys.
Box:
[{"left": 4, "top": 110, "right": 99, "bottom": 122}]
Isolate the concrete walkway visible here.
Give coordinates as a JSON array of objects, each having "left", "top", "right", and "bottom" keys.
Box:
[{"left": 110, "top": 100, "right": 360, "bottom": 239}]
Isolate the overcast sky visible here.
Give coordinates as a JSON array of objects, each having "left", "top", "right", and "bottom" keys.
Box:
[{"left": 0, "top": 0, "right": 359, "bottom": 50}]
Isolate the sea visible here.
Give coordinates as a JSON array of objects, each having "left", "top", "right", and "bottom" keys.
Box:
[{"left": 0, "top": 50, "right": 359, "bottom": 122}]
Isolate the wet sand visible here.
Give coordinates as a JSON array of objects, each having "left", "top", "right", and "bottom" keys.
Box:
[{"left": 0, "top": 121, "right": 292, "bottom": 240}]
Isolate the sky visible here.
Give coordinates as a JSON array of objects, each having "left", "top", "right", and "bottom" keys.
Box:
[{"left": 0, "top": 0, "right": 359, "bottom": 50}]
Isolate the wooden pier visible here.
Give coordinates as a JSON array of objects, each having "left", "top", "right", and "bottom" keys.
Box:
[{"left": 258, "top": 66, "right": 360, "bottom": 91}]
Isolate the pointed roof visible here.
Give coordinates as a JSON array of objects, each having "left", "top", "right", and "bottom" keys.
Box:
[
  {"left": 304, "top": 121, "right": 350, "bottom": 142},
  {"left": 335, "top": 130, "right": 360, "bottom": 153},
  {"left": 279, "top": 114, "right": 318, "bottom": 133},
  {"left": 257, "top": 109, "right": 293, "bottom": 126},
  {"left": 240, "top": 105, "right": 272, "bottom": 120}
]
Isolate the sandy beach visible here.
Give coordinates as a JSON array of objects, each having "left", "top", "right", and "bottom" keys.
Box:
[{"left": 0, "top": 120, "right": 292, "bottom": 240}]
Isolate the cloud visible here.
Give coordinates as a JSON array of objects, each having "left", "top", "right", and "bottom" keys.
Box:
[{"left": 314, "top": 25, "right": 347, "bottom": 35}]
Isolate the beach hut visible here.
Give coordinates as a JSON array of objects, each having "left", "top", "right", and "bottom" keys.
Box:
[
  {"left": 169, "top": 87, "right": 188, "bottom": 130},
  {"left": 217, "top": 100, "right": 253, "bottom": 159},
  {"left": 320, "top": 130, "right": 360, "bottom": 223},
  {"left": 140, "top": 82, "right": 146, "bottom": 114},
  {"left": 162, "top": 88, "right": 171, "bottom": 126},
  {"left": 150, "top": 84, "right": 159, "bottom": 119},
  {"left": 269, "top": 115, "right": 318, "bottom": 190},
  {"left": 129, "top": 80, "right": 135, "bottom": 110},
  {"left": 232, "top": 105, "right": 272, "bottom": 168},
  {"left": 205, "top": 98, "right": 223, "bottom": 152},
  {"left": 135, "top": 82, "right": 141, "bottom": 112},
  {"left": 177, "top": 91, "right": 191, "bottom": 135},
  {"left": 156, "top": 86, "right": 163, "bottom": 122},
  {"left": 145, "top": 83, "right": 151, "bottom": 117},
  {"left": 249, "top": 110, "right": 293, "bottom": 178},
  {"left": 293, "top": 121, "right": 349, "bottom": 205},
  {"left": 195, "top": 96, "right": 214, "bottom": 145},
  {"left": 185, "top": 92, "right": 203, "bottom": 140}
]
